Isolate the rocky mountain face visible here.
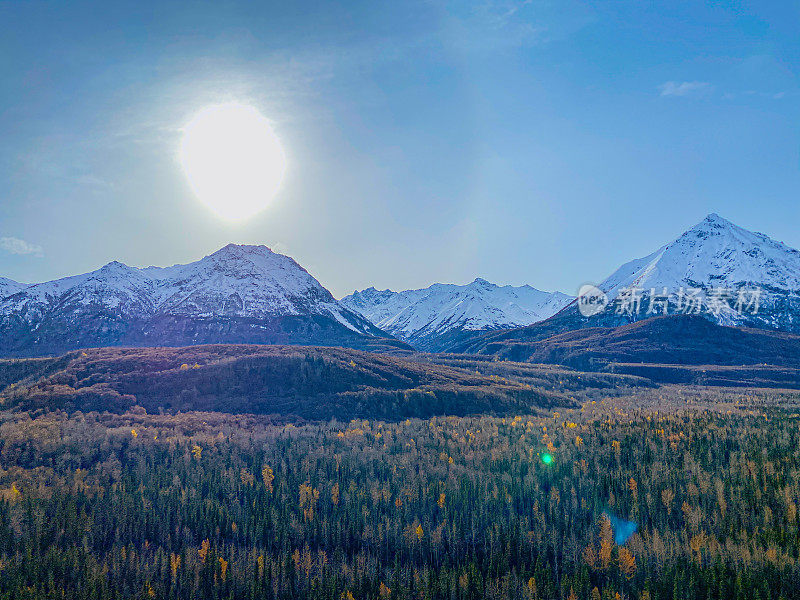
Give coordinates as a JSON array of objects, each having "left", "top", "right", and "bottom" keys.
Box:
[
  {"left": 0, "top": 245, "right": 403, "bottom": 357},
  {"left": 342, "top": 278, "right": 573, "bottom": 351}
]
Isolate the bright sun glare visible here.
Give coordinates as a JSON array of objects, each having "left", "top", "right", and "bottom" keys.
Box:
[{"left": 179, "top": 102, "right": 286, "bottom": 221}]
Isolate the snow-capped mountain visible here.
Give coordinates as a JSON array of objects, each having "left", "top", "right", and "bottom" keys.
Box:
[
  {"left": 601, "top": 213, "right": 800, "bottom": 297},
  {"left": 0, "top": 277, "right": 26, "bottom": 299},
  {"left": 452, "top": 214, "right": 800, "bottom": 358},
  {"left": 594, "top": 213, "right": 800, "bottom": 329},
  {"left": 0, "top": 244, "right": 393, "bottom": 357},
  {"left": 342, "top": 278, "right": 574, "bottom": 351}
]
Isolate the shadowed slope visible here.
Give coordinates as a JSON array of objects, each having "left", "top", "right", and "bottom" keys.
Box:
[
  {"left": 458, "top": 315, "right": 800, "bottom": 372},
  {"left": 0, "top": 345, "right": 579, "bottom": 420}
]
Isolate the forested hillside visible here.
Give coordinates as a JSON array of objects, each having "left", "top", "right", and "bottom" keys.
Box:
[
  {"left": 0, "top": 345, "right": 617, "bottom": 419},
  {"left": 455, "top": 315, "right": 800, "bottom": 374},
  {"left": 1, "top": 389, "right": 799, "bottom": 599}
]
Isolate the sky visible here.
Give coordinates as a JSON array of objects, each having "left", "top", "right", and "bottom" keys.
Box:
[{"left": 1, "top": 0, "right": 798, "bottom": 298}]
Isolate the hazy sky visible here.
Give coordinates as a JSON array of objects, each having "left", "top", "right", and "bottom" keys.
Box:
[{"left": 1, "top": 0, "right": 798, "bottom": 298}]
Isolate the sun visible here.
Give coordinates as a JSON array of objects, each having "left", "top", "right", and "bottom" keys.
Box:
[{"left": 179, "top": 102, "right": 286, "bottom": 221}]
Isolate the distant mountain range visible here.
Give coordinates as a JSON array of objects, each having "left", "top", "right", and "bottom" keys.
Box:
[
  {"left": 345, "top": 213, "right": 800, "bottom": 352},
  {"left": 0, "top": 244, "right": 405, "bottom": 357},
  {"left": 341, "top": 279, "right": 573, "bottom": 351},
  {"left": 2, "top": 213, "right": 799, "bottom": 364}
]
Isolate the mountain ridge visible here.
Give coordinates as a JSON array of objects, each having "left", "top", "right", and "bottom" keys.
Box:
[
  {"left": 0, "top": 244, "right": 403, "bottom": 357},
  {"left": 342, "top": 277, "right": 573, "bottom": 351},
  {"left": 452, "top": 214, "right": 800, "bottom": 357},
  {"left": 0, "top": 276, "right": 26, "bottom": 299}
]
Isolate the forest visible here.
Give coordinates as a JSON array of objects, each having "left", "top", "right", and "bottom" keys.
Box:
[
  {"left": 0, "top": 346, "right": 649, "bottom": 419},
  {"left": 1, "top": 384, "right": 800, "bottom": 599}
]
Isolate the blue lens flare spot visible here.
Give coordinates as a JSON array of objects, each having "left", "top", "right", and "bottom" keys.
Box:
[{"left": 603, "top": 510, "right": 638, "bottom": 545}]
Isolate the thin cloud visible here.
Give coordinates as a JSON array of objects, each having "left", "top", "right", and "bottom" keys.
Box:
[
  {"left": 658, "top": 81, "right": 713, "bottom": 97},
  {"left": 76, "top": 174, "right": 115, "bottom": 189},
  {"left": 0, "top": 237, "right": 44, "bottom": 257},
  {"left": 724, "top": 89, "right": 790, "bottom": 101}
]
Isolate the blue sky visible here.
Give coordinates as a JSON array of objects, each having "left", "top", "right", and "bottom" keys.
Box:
[{"left": 1, "top": 0, "right": 798, "bottom": 297}]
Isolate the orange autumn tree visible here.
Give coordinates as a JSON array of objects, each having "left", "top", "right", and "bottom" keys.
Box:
[{"left": 598, "top": 515, "right": 614, "bottom": 570}]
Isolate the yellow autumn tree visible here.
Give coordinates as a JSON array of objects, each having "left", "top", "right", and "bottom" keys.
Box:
[
  {"left": 299, "top": 482, "right": 320, "bottom": 521},
  {"left": 689, "top": 531, "right": 707, "bottom": 562},
  {"left": 240, "top": 468, "right": 254, "bottom": 486},
  {"left": 331, "top": 482, "right": 340, "bottom": 506},
  {"left": 170, "top": 553, "right": 181, "bottom": 578},
  {"left": 628, "top": 477, "right": 638, "bottom": 501},
  {"left": 598, "top": 515, "right": 613, "bottom": 570},
  {"left": 257, "top": 554, "right": 264, "bottom": 578},
  {"left": 198, "top": 539, "right": 209, "bottom": 565},
  {"left": 583, "top": 543, "right": 598, "bottom": 569},
  {"left": 525, "top": 577, "right": 537, "bottom": 599},
  {"left": 619, "top": 547, "right": 636, "bottom": 579},
  {"left": 261, "top": 465, "right": 274, "bottom": 493},
  {"left": 567, "top": 587, "right": 577, "bottom": 600}
]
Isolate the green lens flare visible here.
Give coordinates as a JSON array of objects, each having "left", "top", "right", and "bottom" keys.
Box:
[{"left": 541, "top": 453, "right": 553, "bottom": 465}]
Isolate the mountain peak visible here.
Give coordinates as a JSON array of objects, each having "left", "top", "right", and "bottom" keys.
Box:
[
  {"left": 471, "top": 277, "right": 493, "bottom": 287},
  {"left": 99, "top": 260, "right": 135, "bottom": 273},
  {"left": 598, "top": 212, "right": 800, "bottom": 323},
  {"left": 693, "top": 212, "right": 737, "bottom": 231},
  {"left": 210, "top": 243, "right": 276, "bottom": 258},
  {"left": 704, "top": 212, "right": 726, "bottom": 223}
]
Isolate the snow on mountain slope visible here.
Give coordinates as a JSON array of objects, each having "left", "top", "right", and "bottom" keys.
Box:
[
  {"left": 0, "top": 244, "right": 374, "bottom": 332},
  {"left": 2, "top": 261, "right": 158, "bottom": 322},
  {"left": 601, "top": 213, "right": 800, "bottom": 297},
  {"left": 0, "top": 277, "right": 26, "bottom": 299},
  {"left": 593, "top": 213, "right": 800, "bottom": 329},
  {"left": 0, "top": 245, "right": 388, "bottom": 356},
  {"left": 143, "top": 244, "right": 370, "bottom": 329},
  {"left": 342, "top": 278, "right": 573, "bottom": 349}
]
